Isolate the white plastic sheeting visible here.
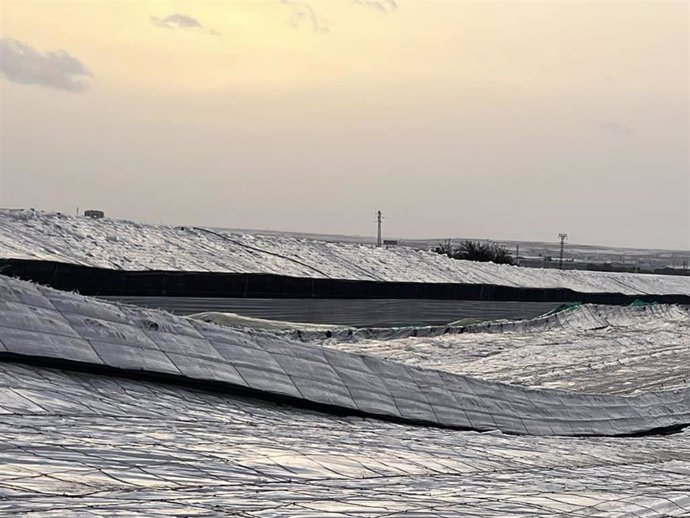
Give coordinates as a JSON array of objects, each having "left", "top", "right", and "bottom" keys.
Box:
[
  {"left": 313, "top": 304, "right": 690, "bottom": 395},
  {"left": 2, "top": 209, "right": 689, "bottom": 295},
  {"left": 2, "top": 362, "right": 689, "bottom": 516},
  {"left": 0, "top": 274, "right": 688, "bottom": 436}
]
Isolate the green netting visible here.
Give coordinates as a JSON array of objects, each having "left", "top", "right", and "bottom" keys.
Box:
[
  {"left": 629, "top": 299, "right": 657, "bottom": 307},
  {"left": 541, "top": 302, "right": 582, "bottom": 317}
]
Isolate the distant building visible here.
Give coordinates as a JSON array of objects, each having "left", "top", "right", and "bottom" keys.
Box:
[
  {"left": 383, "top": 240, "right": 398, "bottom": 246},
  {"left": 84, "top": 210, "right": 105, "bottom": 219}
]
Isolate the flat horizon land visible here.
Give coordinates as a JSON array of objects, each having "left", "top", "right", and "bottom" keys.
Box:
[{"left": 218, "top": 226, "right": 689, "bottom": 270}]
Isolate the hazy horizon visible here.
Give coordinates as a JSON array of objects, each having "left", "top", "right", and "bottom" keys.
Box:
[{"left": 1, "top": 0, "right": 688, "bottom": 249}]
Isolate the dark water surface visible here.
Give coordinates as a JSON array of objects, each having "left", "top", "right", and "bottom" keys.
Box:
[{"left": 100, "top": 297, "right": 560, "bottom": 327}]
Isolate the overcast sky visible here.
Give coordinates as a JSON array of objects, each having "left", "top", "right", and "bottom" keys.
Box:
[{"left": 0, "top": 0, "right": 688, "bottom": 249}]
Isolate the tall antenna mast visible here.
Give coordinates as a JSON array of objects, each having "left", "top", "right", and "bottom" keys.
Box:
[
  {"left": 558, "top": 233, "right": 568, "bottom": 270},
  {"left": 376, "top": 210, "right": 383, "bottom": 247}
]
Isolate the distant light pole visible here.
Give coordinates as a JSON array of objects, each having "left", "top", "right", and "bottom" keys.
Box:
[
  {"left": 376, "top": 210, "right": 383, "bottom": 247},
  {"left": 558, "top": 233, "right": 568, "bottom": 270},
  {"left": 515, "top": 244, "right": 520, "bottom": 266}
]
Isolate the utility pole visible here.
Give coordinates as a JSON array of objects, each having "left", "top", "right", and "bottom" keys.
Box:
[
  {"left": 376, "top": 210, "right": 383, "bottom": 247},
  {"left": 558, "top": 233, "right": 568, "bottom": 270},
  {"left": 515, "top": 244, "right": 519, "bottom": 266}
]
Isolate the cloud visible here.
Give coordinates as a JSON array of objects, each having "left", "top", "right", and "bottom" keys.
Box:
[
  {"left": 354, "top": 0, "right": 398, "bottom": 13},
  {"left": 0, "top": 38, "right": 92, "bottom": 92},
  {"left": 281, "top": 1, "right": 330, "bottom": 33},
  {"left": 150, "top": 13, "right": 220, "bottom": 36},
  {"left": 280, "top": 0, "right": 397, "bottom": 33}
]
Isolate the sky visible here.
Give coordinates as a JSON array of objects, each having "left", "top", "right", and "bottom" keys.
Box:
[{"left": 0, "top": 0, "right": 688, "bottom": 249}]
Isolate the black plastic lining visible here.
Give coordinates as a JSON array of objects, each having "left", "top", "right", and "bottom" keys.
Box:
[{"left": 1, "top": 258, "right": 689, "bottom": 305}]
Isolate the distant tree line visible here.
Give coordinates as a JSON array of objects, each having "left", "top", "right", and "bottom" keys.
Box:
[{"left": 434, "top": 240, "right": 514, "bottom": 265}]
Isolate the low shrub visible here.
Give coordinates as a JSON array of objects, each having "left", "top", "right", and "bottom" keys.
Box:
[{"left": 434, "top": 239, "right": 514, "bottom": 265}]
